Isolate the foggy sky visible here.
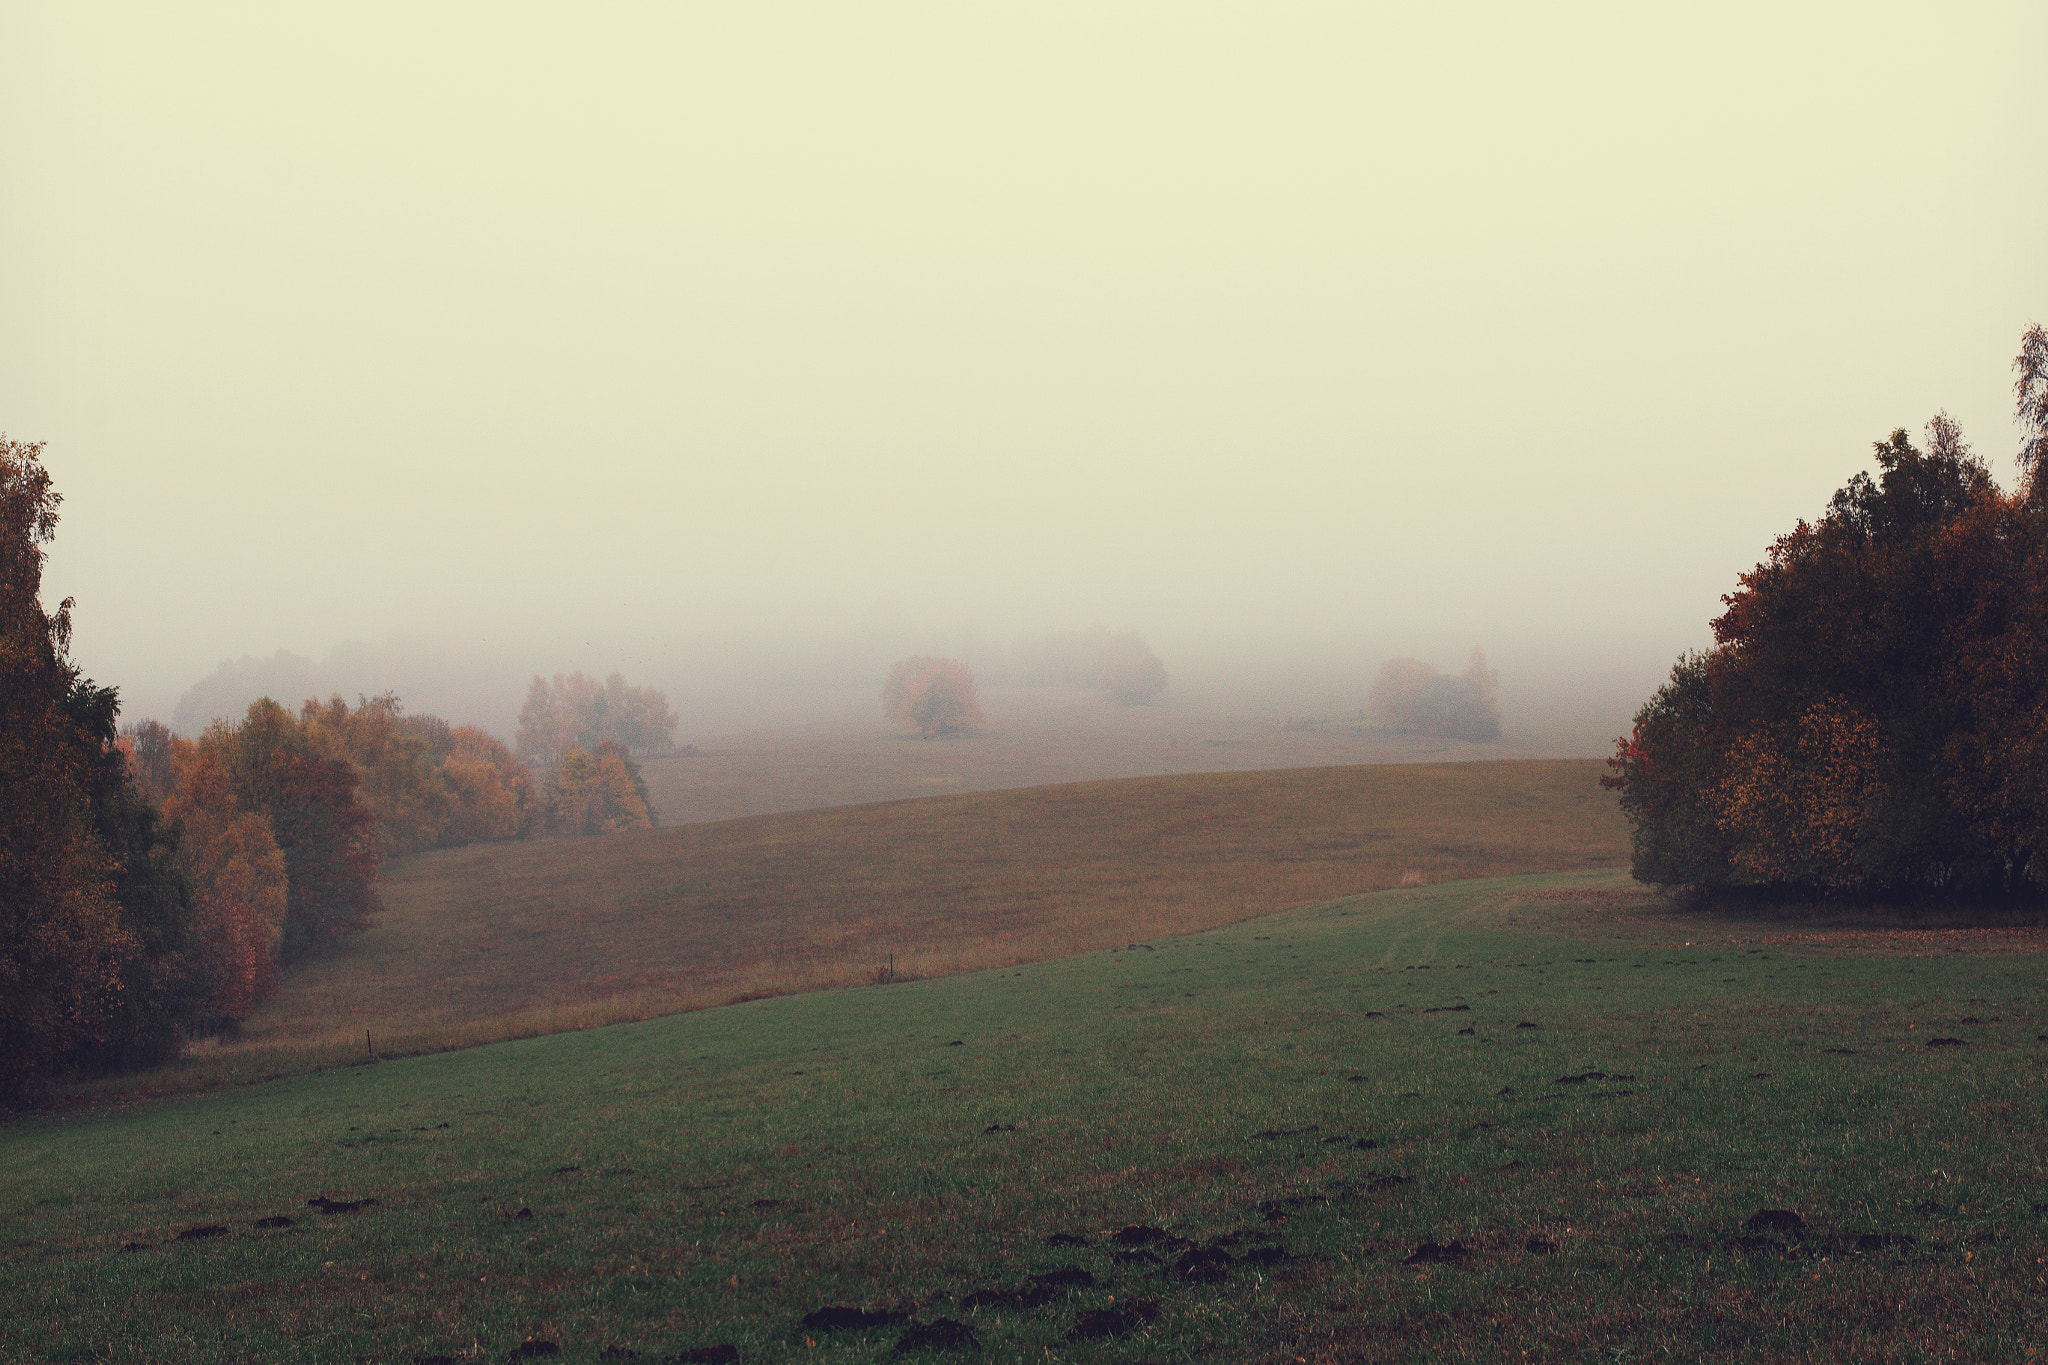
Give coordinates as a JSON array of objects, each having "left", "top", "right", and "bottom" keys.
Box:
[{"left": 4, "top": 2, "right": 2045, "bottom": 730}]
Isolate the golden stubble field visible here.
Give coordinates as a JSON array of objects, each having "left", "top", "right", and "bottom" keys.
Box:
[{"left": 121, "top": 757, "right": 1626, "bottom": 1100}]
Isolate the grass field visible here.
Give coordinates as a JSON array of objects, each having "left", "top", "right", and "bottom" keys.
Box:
[
  {"left": 83, "top": 761, "right": 1625, "bottom": 1103},
  {"left": 8, "top": 870, "right": 2045, "bottom": 1363}
]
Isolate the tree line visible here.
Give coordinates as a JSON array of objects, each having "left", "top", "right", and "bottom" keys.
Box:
[
  {"left": 2, "top": 438, "right": 676, "bottom": 1098},
  {"left": 1605, "top": 325, "right": 2048, "bottom": 903}
]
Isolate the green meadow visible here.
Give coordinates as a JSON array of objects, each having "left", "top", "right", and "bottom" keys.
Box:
[{"left": 5, "top": 870, "right": 2045, "bottom": 1363}]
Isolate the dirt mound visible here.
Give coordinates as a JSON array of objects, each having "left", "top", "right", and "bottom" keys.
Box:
[
  {"left": 802, "top": 1306, "right": 909, "bottom": 1331},
  {"left": 1066, "top": 1301, "right": 1160, "bottom": 1341},
  {"left": 307, "top": 1195, "right": 378, "bottom": 1214},
  {"left": 894, "top": 1319, "right": 977, "bottom": 1352},
  {"left": 1172, "top": 1246, "right": 1233, "bottom": 1283},
  {"left": 1402, "top": 1240, "right": 1472, "bottom": 1265}
]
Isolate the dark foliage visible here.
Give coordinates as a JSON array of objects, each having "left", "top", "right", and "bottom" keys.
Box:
[
  {"left": 1607, "top": 332, "right": 2048, "bottom": 903},
  {"left": 64, "top": 681, "right": 203, "bottom": 1073},
  {"left": 2, "top": 438, "right": 138, "bottom": 1097},
  {"left": 218, "top": 699, "right": 382, "bottom": 956}
]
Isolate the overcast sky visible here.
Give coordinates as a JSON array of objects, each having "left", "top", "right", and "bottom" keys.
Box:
[{"left": 5, "top": 2, "right": 2045, "bottom": 722}]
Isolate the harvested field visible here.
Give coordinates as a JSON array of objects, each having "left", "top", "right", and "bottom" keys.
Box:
[{"left": 85, "top": 759, "right": 1624, "bottom": 1100}]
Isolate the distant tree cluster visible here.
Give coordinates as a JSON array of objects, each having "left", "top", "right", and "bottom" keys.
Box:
[
  {"left": 884, "top": 656, "right": 984, "bottom": 738},
  {"left": 298, "top": 694, "right": 536, "bottom": 855},
  {"left": 516, "top": 672, "right": 677, "bottom": 764},
  {"left": 515, "top": 672, "right": 664, "bottom": 835},
  {"left": 1011, "top": 626, "right": 1168, "bottom": 704},
  {"left": 1369, "top": 647, "right": 1500, "bottom": 741},
  {"left": 1606, "top": 327, "right": 2048, "bottom": 903}
]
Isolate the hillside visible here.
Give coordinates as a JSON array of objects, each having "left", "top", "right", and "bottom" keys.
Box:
[
  {"left": 134, "top": 760, "right": 1625, "bottom": 1097},
  {"left": 10, "top": 871, "right": 2043, "bottom": 1362}
]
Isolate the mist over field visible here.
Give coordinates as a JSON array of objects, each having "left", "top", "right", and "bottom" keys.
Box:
[
  {"left": 5, "top": 3, "right": 2043, "bottom": 766},
  {"left": 148, "top": 624, "right": 1684, "bottom": 761}
]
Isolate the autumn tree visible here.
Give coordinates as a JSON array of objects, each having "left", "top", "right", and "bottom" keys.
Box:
[
  {"left": 293, "top": 694, "right": 538, "bottom": 855},
  {"left": 883, "top": 656, "right": 985, "bottom": 738},
  {"left": 437, "top": 726, "right": 537, "bottom": 844},
  {"left": 1, "top": 437, "right": 203, "bottom": 1094},
  {"left": 1093, "top": 634, "right": 1169, "bottom": 704},
  {"left": 543, "top": 740, "right": 654, "bottom": 836},
  {"left": 1608, "top": 332, "right": 2048, "bottom": 902},
  {"left": 516, "top": 671, "right": 677, "bottom": 764},
  {"left": 209, "top": 699, "right": 382, "bottom": 956},
  {"left": 300, "top": 693, "right": 452, "bottom": 857},
  {"left": 1369, "top": 647, "right": 1500, "bottom": 741},
  {"left": 155, "top": 735, "right": 288, "bottom": 1022}
]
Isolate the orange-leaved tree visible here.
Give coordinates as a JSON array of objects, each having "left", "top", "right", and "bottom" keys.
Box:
[
  {"left": 438, "top": 726, "right": 537, "bottom": 844},
  {"left": 297, "top": 694, "right": 536, "bottom": 854},
  {"left": 156, "top": 735, "right": 288, "bottom": 1021},
  {"left": 883, "top": 656, "right": 984, "bottom": 738},
  {"left": 301, "top": 693, "right": 452, "bottom": 857},
  {"left": 543, "top": 740, "right": 654, "bottom": 836}
]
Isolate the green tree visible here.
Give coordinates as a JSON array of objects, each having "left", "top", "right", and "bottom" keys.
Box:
[{"left": 61, "top": 681, "right": 204, "bottom": 1072}]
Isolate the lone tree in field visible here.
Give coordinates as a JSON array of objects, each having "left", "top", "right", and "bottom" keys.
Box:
[
  {"left": 1092, "top": 633, "right": 1169, "bottom": 704},
  {"left": 883, "top": 656, "right": 984, "bottom": 738},
  {"left": 1369, "top": 647, "right": 1500, "bottom": 741},
  {"left": 1604, "top": 325, "right": 2048, "bottom": 903}
]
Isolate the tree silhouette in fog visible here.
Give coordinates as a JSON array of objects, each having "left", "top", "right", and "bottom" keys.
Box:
[
  {"left": 1370, "top": 647, "right": 1500, "bottom": 741},
  {"left": 884, "top": 657, "right": 984, "bottom": 738}
]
